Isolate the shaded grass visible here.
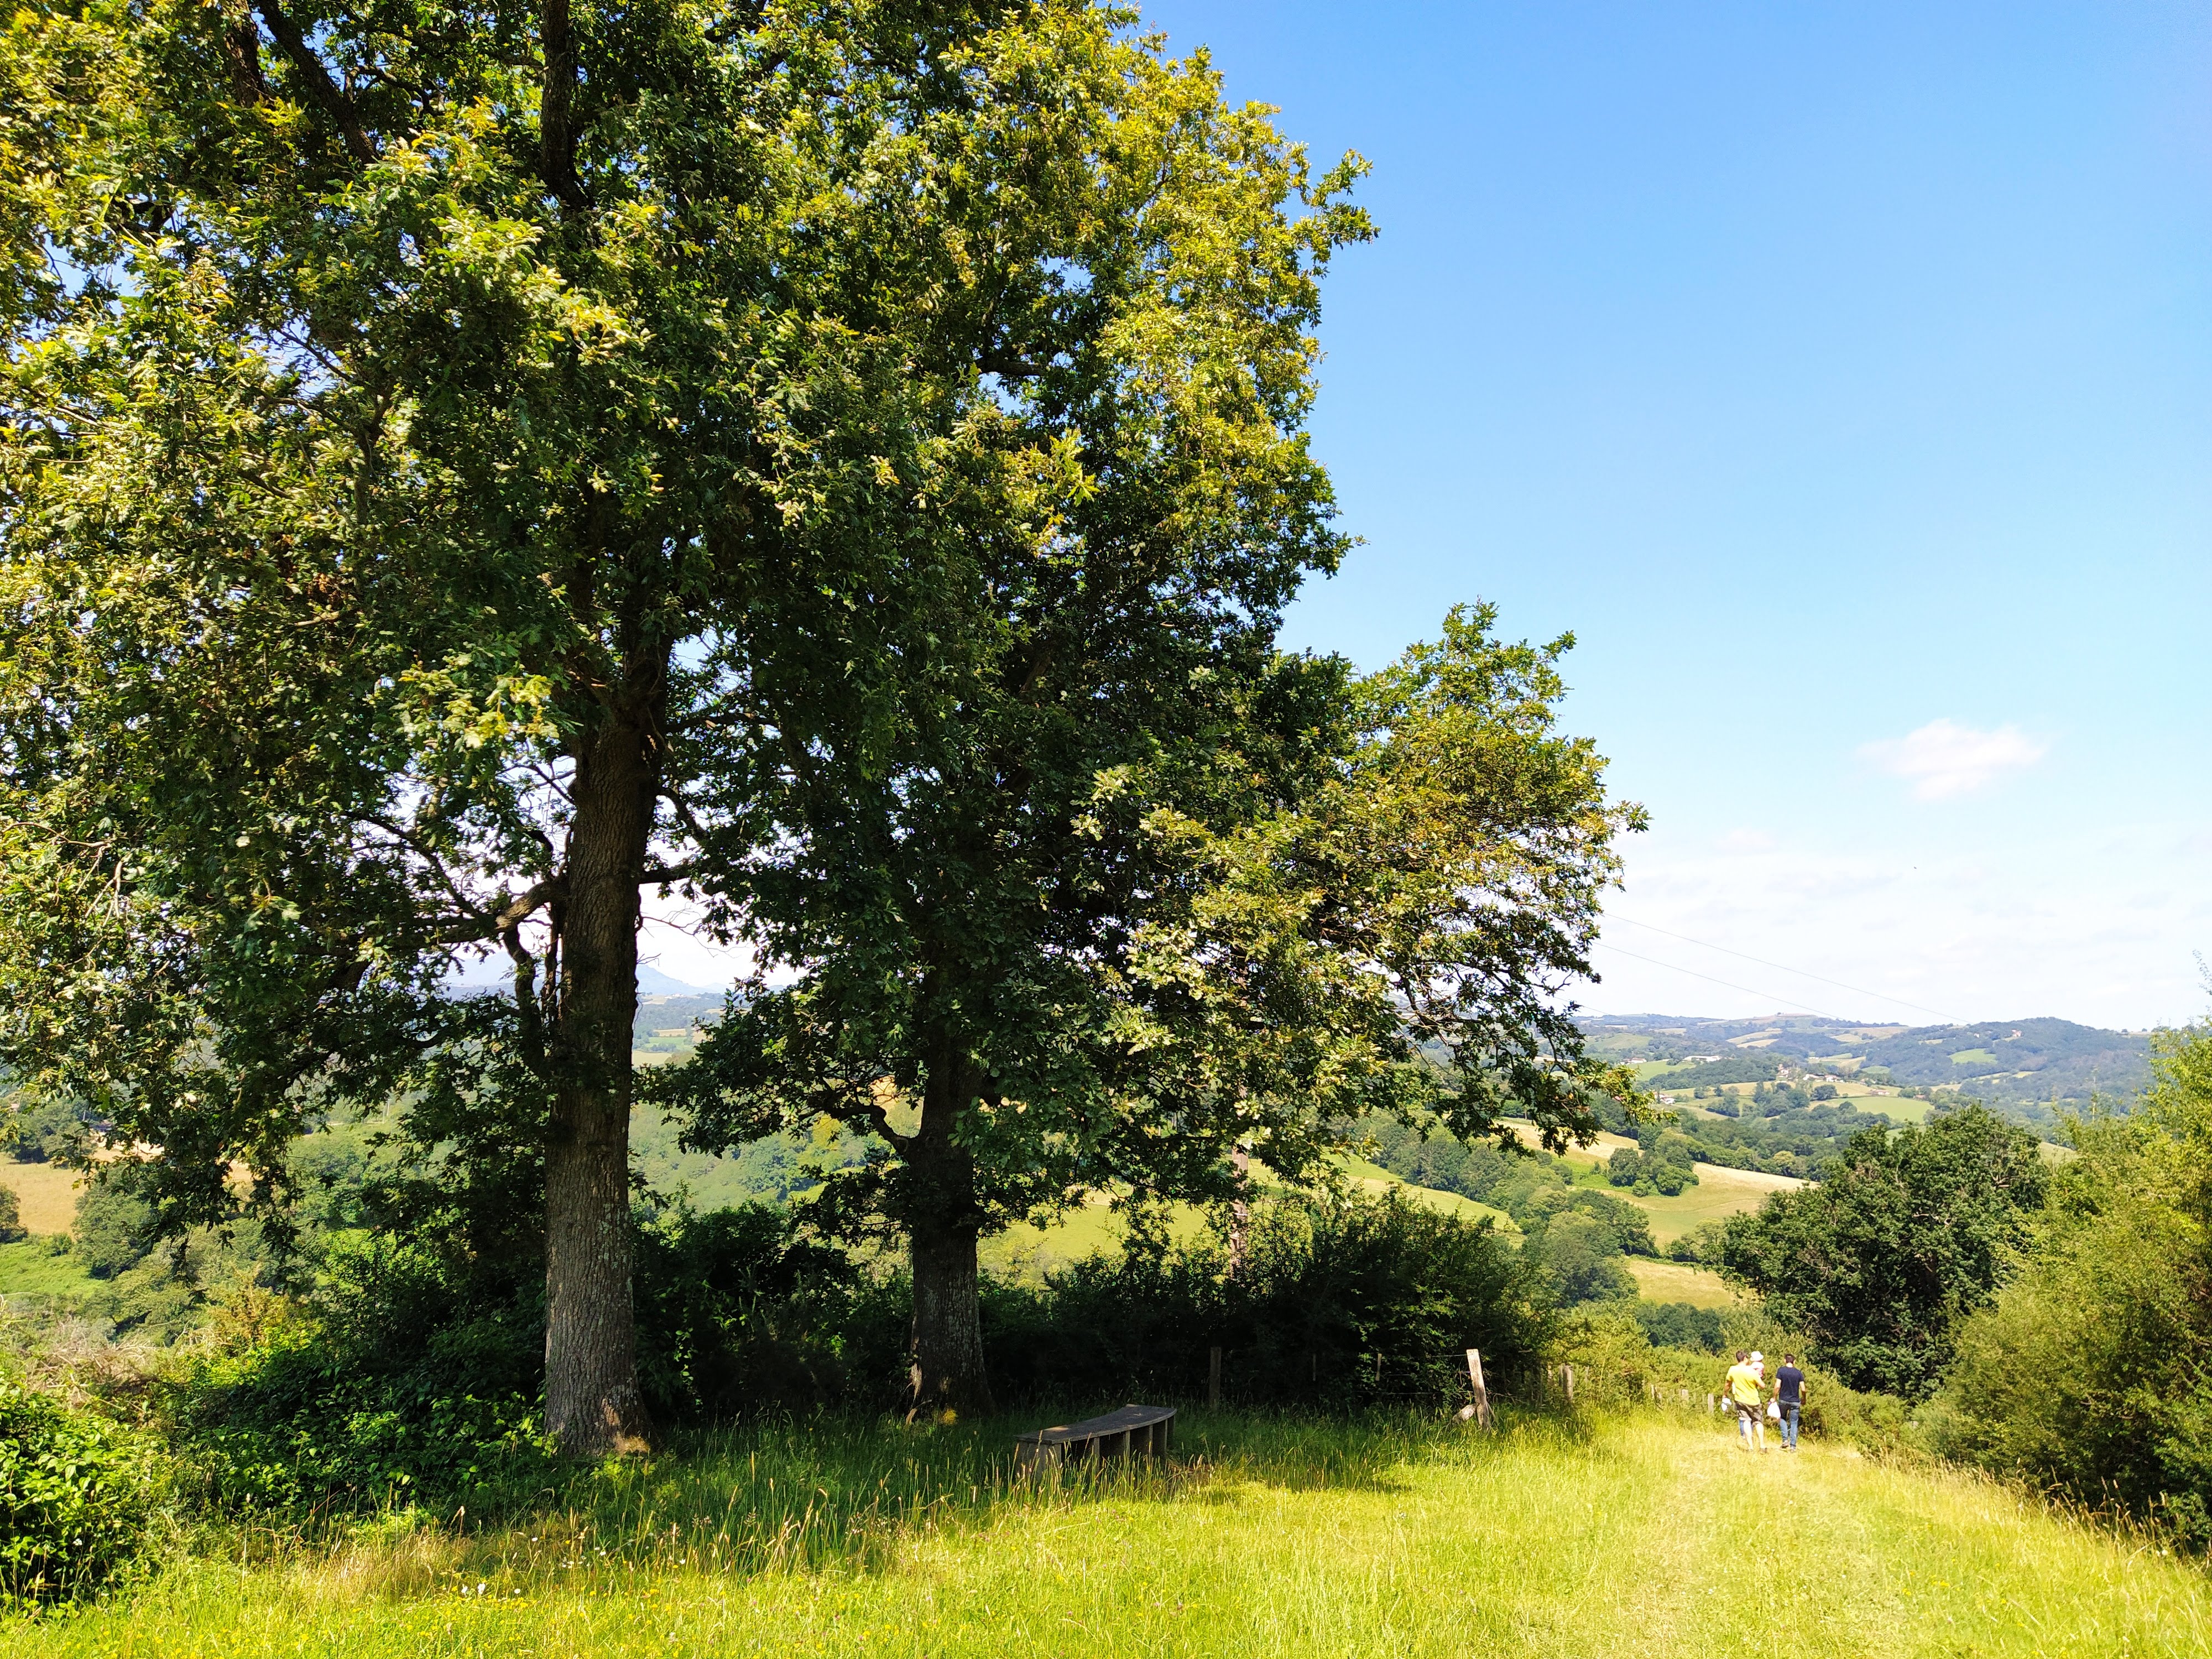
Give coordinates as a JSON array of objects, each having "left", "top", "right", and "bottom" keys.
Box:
[{"left": 15, "top": 1406, "right": 2212, "bottom": 1656}]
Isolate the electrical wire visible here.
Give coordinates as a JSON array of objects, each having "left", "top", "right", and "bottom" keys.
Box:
[
  {"left": 1587, "top": 941, "right": 1845, "bottom": 1021},
  {"left": 1605, "top": 914, "right": 1959, "bottom": 1025}
]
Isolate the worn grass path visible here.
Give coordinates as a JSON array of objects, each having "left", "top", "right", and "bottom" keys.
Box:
[{"left": 19, "top": 1412, "right": 2209, "bottom": 1657}]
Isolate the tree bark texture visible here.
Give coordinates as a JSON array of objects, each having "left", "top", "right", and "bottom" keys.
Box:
[
  {"left": 905, "top": 1054, "right": 995, "bottom": 1417},
  {"left": 543, "top": 693, "right": 659, "bottom": 1455}
]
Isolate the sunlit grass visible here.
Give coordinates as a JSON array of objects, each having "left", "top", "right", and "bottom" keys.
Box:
[{"left": 15, "top": 1405, "right": 2210, "bottom": 1657}]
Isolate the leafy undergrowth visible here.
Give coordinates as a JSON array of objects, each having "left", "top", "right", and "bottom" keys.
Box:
[{"left": 10, "top": 1405, "right": 2212, "bottom": 1656}]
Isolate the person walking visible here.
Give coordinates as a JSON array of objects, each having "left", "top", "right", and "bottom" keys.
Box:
[
  {"left": 1725, "top": 1350, "right": 1766, "bottom": 1453},
  {"left": 1773, "top": 1353, "right": 1807, "bottom": 1451}
]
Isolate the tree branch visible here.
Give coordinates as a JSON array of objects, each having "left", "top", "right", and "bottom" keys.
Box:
[
  {"left": 255, "top": 0, "right": 377, "bottom": 164},
  {"left": 435, "top": 875, "right": 565, "bottom": 944}
]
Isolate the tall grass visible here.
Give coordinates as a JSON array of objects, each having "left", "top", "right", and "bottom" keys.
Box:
[{"left": 13, "top": 1405, "right": 2212, "bottom": 1656}]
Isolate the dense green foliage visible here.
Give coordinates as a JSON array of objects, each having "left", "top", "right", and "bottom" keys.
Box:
[
  {"left": 1932, "top": 1021, "right": 2212, "bottom": 1545},
  {"left": 1630, "top": 1300, "right": 1725, "bottom": 1354},
  {"left": 986, "top": 1192, "right": 1550, "bottom": 1407},
  {"left": 142, "top": 1182, "right": 1539, "bottom": 1521},
  {"left": 0, "top": 1372, "right": 159, "bottom": 1605},
  {"left": 1720, "top": 1105, "right": 2047, "bottom": 1396},
  {"left": 1661, "top": 1088, "right": 1906, "bottom": 1176}
]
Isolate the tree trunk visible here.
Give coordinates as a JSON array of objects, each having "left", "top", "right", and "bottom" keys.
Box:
[
  {"left": 905, "top": 1054, "right": 995, "bottom": 1417},
  {"left": 543, "top": 695, "right": 658, "bottom": 1457}
]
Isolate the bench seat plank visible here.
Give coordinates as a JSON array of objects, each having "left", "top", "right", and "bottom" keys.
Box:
[{"left": 1014, "top": 1404, "right": 1175, "bottom": 1467}]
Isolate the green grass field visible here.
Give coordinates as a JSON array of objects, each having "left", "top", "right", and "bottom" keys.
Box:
[
  {"left": 0, "top": 1162, "right": 84, "bottom": 1235},
  {"left": 21, "top": 1409, "right": 2207, "bottom": 1657},
  {"left": 1506, "top": 1124, "right": 1801, "bottom": 1245},
  {"left": 1622, "top": 1258, "right": 1740, "bottom": 1308},
  {"left": 0, "top": 1238, "right": 96, "bottom": 1302}
]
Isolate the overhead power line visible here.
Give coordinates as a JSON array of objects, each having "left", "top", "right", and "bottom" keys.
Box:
[
  {"left": 1588, "top": 941, "right": 1844, "bottom": 1021},
  {"left": 1605, "top": 915, "right": 1959, "bottom": 1025}
]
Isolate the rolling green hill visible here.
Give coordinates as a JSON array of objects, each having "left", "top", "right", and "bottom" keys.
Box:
[{"left": 1582, "top": 1012, "right": 2150, "bottom": 1132}]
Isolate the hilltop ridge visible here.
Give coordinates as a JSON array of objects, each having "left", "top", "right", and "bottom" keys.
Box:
[{"left": 1580, "top": 1012, "right": 2149, "bottom": 1131}]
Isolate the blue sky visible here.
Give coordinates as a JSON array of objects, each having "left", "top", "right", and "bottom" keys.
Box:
[
  {"left": 648, "top": 3, "right": 2212, "bottom": 1029},
  {"left": 1150, "top": 0, "right": 2212, "bottom": 1029}
]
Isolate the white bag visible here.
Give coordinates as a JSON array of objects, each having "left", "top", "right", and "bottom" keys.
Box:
[{"left": 1765, "top": 1399, "right": 1782, "bottom": 1422}]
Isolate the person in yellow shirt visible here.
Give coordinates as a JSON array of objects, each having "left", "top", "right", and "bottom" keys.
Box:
[{"left": 1725, "top": 1350, "right": 1767, "bottom": 1453}]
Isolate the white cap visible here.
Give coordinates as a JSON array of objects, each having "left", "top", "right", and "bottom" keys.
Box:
[{"left": 1750, "top": 1351, "right": 1764, "bottom": 1363}]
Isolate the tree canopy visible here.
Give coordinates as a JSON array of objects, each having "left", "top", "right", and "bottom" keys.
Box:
[
  {"left": 3, "top": 0, "right": 1642, "bottom": 1435},
  {"left": 1719, "top": 1104, "right": 2048, "bottom": 1396},
  {"left": 665, "top": 605, "right": 1642, "bottom": 1408},
  {"left": 0, "top": 0, "right": 1421, "bottom": 1444}
]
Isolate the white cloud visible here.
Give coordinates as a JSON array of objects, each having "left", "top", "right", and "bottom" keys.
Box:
[
  {"left": 1718, "top": 827, "right": 1776, "bottom": 853},
  {"left": 1575, "top": 821, "right": 2212, "bottom": 1028},
  {"left": 1860, "top": 718, "right": 2048, "bottom": 800}
]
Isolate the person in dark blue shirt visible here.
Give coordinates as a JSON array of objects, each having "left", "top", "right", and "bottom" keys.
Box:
[{"left": 1774, "top": 1354, "right": 1807, "bottom": 1451}]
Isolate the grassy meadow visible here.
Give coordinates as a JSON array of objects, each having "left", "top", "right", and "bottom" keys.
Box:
[
  {"left": 1622, "top": 1258, "right": 1739, "bottom": 1308},
  {"left": 19, "top": 1407, "right": 2208, "bottom": 1658},
  {"left": 0, "top": 1163, "right": 83, "bottom": 1236},
  {"left": 1505, "top": 1121, "right": 1802, "bottom": 1245}
]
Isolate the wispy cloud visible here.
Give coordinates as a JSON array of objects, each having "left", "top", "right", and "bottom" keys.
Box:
[{"left": 1860, "top": 718, "right": 2047, "bottom": 800}]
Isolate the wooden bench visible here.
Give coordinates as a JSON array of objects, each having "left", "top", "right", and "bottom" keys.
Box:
[{"left": 1014, "top": 1404, "right": 1175, "bottom": 1469}]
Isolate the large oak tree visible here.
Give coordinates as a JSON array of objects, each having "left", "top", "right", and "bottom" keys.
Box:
[
  {"left": 666, "top": 602, "right": 1644, "bottom": 1412},
  {"left": 0, "top": 0, "right": 1375, "bottom": 1449}
]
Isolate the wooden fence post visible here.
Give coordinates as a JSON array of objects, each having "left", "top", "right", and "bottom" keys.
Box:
[
  {"left": 1462, "top": 1348, "right": 1494, "bottom": 1429},
  {"left": 1563, "top": 1364, "right": 1574, "bottom": 1405},
  {"left": 1208, "top": 1346, "right": 1222, "bottom": 1410}
]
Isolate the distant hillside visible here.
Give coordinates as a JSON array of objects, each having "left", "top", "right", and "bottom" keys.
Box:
[{"left": 1579, "top": 1012, "right": 2151, "bottom": 1130}]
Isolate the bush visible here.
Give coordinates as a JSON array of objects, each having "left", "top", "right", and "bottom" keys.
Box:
[
  {"left": 1931, "top": 1022, "right": 2212, "bottom": 1545},
  {"left": 161, "top": 1240, "right": 554, "bottom": 1517},
  {"left": 0, "top": 1183, "right": 20, "bottom": 1243},
  {"left": 0, "top": 1374, "right": 160, "bottom": 1605},
  {"left": 634, "top": 1202, "right": 894, "bottom": 1420},
  {"left": 983, "top": 1190, "right": 1553, "bottom": 1409},
  {"left": 159, "top": 1200, "right": 899, "bottom": 1519},
  {"left": 1632, "top": 1300, "right": 1724, "bottom": 1354},
  {"left": 1720, "top": 1105, "right": 2047, "bottom": 1396}
]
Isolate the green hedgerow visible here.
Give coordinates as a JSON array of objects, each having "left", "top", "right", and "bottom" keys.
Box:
[{"left": 0, "top": 1374, "right": 161, "bottom": 1605}]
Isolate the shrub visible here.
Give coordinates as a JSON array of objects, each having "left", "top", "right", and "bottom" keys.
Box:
[
  {"left": 1720, "top": 1105, "right": 2047, "bottom": 1396},
  {"left": 0, "top": 1374, "right": 160, "bottom": 1604},
  {"left": 1931, "top": 1023, "right": 2212, "bottom": 1546},
  {"left": 1632, "top": 1300, "right": 1724, "bottom": 1353},
  {"left": 159, "top": 1201, "right": 899, "bottom": 1519},
  {"left": 161, "top": 1238, "right": 553, "bottom": 1517},
  {"left": 0, "top": 1183, "right": 20, "bottom": 1243},
  {"left": 633, "top": 1202, "right": 894, "bottom": 1420},
  {"left": 984, "top": 1190, "right": 1553, "bottom": 1409}
]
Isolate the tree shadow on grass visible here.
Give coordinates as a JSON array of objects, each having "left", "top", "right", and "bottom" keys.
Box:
[{"left": 410, "top": 1402, "right": 1592, "bottom": 1596}]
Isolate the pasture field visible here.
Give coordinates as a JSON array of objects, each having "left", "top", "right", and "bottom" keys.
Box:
[
  {"left": 1622, "top": 1258, "right": 1740, "bottom": 1308},
  {"left": 1845, "top": 1092, "right": 1933, "bottom": 1124},
  {"left": 0, "top": 1162, "right": 84, "bottom": 1235},
  {"left": 19, "top": 1409, "right": 2208, "bottom": 1658},
  {"left": 1505, "top": 1121, "right": 1802, "bottom": 1244}
]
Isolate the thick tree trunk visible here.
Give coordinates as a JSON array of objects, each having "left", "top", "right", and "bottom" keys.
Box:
[
  {"left": 543, "top": 696, "right": 658, "bottom": 1456},
  {"left": 905, "top": 1055, "right": 995, "bottom": 1417}
]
